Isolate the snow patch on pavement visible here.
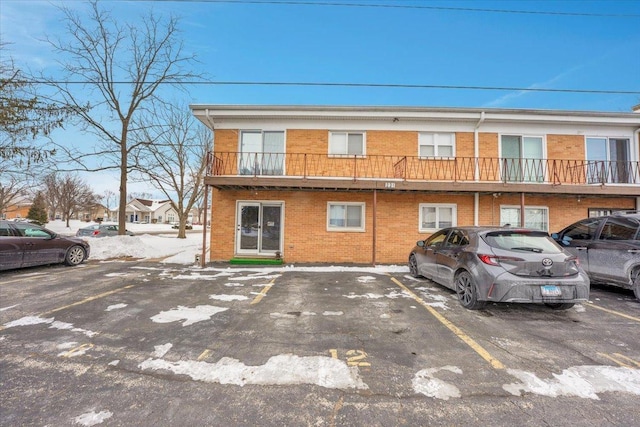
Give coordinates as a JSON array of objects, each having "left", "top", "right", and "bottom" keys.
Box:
[
  {"left": 105, "top": 303, "right": 127, "bottom": 311},
  {"left": 138, "top": 354, "right": 369, "bottom": 390},
  {"left": 504, "top": 366, "right": 640, "bottom": 399},
  {"left": 209, "top": 294, "right": 249, "bottom": 301},
  {"left": 152, "top": 343, "right": 173, "bottom": 358},
  {"left": 413, "top": 366, "right": 462, "bottom": 400},
  {"left": 3, "top": 316, "right": 97, "bottom": 337},
  {"left": 74, "top": 410, "right": 113, "bottom": 426},
  {"left": 150, "top": 305, "right": 228, "bottom": 326}
]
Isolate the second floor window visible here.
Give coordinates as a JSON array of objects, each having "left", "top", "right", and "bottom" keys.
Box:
[
  {"left": 419, "top": 133, "right": 455, "bottom": 158},
  {"left": 500, "top": 135, "right": 544, "bottom": 182},
  {"left": 239, "top": 130, "right": 285, "bottom": 175},
  {"left": 329, "top": 131, "right": 365, "bottom": 156},
  {"left": 586, "top": 137, "right": 631, "bottom": 184}
]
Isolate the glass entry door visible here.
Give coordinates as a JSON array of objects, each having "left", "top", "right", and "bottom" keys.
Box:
[
  {"left": 501, "top": 135, "right": 544, "bottom": 182},
  {"left": 586, "top": 137, "right": 631, "bottom": 183},
  {"left": 236, "top": 202, "right": 283, "bottom": 255}
]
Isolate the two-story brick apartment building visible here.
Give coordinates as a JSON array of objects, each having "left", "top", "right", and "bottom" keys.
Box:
[{"left": 190, "top": 105, "right": 640, "bottom": 265}]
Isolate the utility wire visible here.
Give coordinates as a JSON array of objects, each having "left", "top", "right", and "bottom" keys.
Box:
[
  {"left": 18, "top": 80, "right": 640, "bottom": 95},
  {"left": 103, "top": 0, "right": 640, "bottom": 18}
]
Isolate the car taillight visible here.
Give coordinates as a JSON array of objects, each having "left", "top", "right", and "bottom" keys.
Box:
[
  {"left": 567, "top": 256, "right": 579, "bottom": 266},
  {"left": 93, "top": 230, "right": 100, "bottom": 236},
  {"left": 477, "top": 254, "right": 524, "bottom": 266}
]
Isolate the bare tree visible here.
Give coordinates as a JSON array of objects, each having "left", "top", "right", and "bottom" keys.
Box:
[
  {"left": 42, "top": 1, "right": 200, "bottom": 235},
  {"left": 0, "top": 175, "right": 27, "bottom": 217},
  {"left": 56, "top": 174, "right": 98, "bottom": 227},
  {"left": 102, "top": 189, "right": 117, "bottom": 220},
  {"left": 42, "top": 173, "right": 62, "bottom": 220},
  {"left": 133, "top": 102, "right": 210, "bottom": 238},
  {"left": 0, "top": 42, "right": 75, "bottom": 163},
  {"left": 0, "top": 155, "right": 42, "bottom": 217}
]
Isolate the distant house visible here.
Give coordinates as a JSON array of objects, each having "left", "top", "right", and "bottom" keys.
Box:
[
  {"left": 1, "top": 196, "right": 31, "bottom": 220},
  {"left": 75, "top": 203, "right": 109, "bottom": 222},
  {"left": 108, "top": 198, "right": 174, "bottom": 223}
]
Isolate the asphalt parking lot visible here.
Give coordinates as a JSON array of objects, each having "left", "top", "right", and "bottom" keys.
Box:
[{"left": 1, "top": 261, "right": 639, "bottom": 426}]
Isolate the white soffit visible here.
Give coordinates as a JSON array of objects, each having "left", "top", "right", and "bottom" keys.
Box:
[{"left": 191, "top": 105, "right": 640, "bottom": 128}]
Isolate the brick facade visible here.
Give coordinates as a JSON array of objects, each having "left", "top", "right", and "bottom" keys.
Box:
[{"left": 197, "top": 106, "right": 639, "bottom": 264}]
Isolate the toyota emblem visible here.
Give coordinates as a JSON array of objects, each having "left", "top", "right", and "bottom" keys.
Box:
[{"left": 541, "top": 258, "right": 553, "bottom": 267}]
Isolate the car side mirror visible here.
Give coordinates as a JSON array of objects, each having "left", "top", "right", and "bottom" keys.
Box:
[
  {"left": 417, "top": 240, "right": 425, "bottom": 247},
  {"left": 551, "top": 233, "right": 559, "bottom": 239}
]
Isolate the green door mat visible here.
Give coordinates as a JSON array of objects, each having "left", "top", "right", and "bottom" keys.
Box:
[{"left": 229, "top": 258, "right": 284, "bottom": 265}]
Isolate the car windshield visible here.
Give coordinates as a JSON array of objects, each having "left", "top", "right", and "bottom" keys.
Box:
[{"left": 483, "top": 231, "right": 562, "bottom": 254}]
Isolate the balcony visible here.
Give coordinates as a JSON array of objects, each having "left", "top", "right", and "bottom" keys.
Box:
[{"left": 205, "top": 152, "right": 640, "bottom": 196}]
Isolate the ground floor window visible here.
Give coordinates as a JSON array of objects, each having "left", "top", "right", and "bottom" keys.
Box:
[
  {"left": 500, "top": 206, "right": 549, "bottom": 231},
  {"left": 167, "top": 213, "right": 175, "bottom": 223},
  {"left": 419, "top": 203, "right": 456, "bottom": 232},
  {"left": 327, "top": 202, "right": 365, "bottom": 231}
]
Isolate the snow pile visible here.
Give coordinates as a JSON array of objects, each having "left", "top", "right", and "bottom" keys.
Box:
[{"left": 86, "top": 235, "right": 202, "bottom": 264}]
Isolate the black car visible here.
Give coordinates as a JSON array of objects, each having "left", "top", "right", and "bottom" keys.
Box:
[
  {"left": 0, "top": 220, "right": 90, "bottom": 271},
  {"left": 553, "top": 212, "right": 640, "bottom": 301}
]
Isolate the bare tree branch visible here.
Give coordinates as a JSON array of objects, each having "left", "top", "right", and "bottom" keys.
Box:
[
  {"left": 41, "top": 0, "right": 201, "bottom": 234},
  {"left": 132, "top": 101, "right": 210, "bottom": 238}
]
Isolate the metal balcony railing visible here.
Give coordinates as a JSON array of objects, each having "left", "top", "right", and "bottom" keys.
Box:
[{"left": 206, "top": 152, "right": 640, "bottom": 186}]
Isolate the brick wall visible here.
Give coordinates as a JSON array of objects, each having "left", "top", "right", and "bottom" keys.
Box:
[
  {"left": 207, "top": 127, "right": 636, "bottom": 264},
  {"left": 208, "top": 188, "right": 634, "bottom": 264}
]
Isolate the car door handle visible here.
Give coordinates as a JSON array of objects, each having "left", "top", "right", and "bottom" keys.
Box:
[
  {"left": 628, "top": 249, "right": 640, "bottom": 254},
  {"left": 575, "top": 246, "right": 588, "bottom": 250}
]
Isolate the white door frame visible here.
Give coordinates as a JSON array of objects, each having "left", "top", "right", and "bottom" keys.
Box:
[{"left": 235, "top": 201, "right": 284, "bottom": 255}]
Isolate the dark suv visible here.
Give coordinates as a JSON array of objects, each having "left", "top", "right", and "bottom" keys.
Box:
[{"left": 553, "top": 212, "right": 640, "bottom": 301}]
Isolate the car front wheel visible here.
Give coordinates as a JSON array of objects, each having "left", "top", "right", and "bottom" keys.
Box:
[
  {"left": 65, "top": 246, "right": 86, "bottom": 266},
  {"left": 455, "top": 271, "right": 486, "bottom": 310},
  {"left": 409, "top": 254, "right": 420, "bottom": 278}
]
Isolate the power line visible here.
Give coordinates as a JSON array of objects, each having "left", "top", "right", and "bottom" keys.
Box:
[
  {"left": 105, "top": 0, "right": 640, "bottom": 18},
  {"left": 19, "top": 80, "right": 640, "bottom": 95}
]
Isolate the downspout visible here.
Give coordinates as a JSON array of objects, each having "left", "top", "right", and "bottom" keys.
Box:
[
  {"left": 200, "top": 109, "right": 215, "bottom": 268},
  {"left": 474, "top": 111, "right": 485, "bottom": 226},
  {"left": 201, "top": 183, "right": 209, "bottom": 268},
  {"left": 372, "top": 189, "right": 377, "bottom": 266}
]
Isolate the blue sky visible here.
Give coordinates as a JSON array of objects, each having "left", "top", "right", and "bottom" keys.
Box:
[
  {"left": 2, "top": 0, "right": 640, "bottom": 112},
  {"left": 2, "top": 0, "right": 639, "bottom": 197}
]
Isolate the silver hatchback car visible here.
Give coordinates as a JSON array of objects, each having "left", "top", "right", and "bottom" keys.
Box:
[{"left": 408, "top": 227, "right": 590, "bottom": 310}]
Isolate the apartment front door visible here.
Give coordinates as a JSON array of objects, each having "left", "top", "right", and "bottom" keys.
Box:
[{"left": 236, "top": 202, "right": 283, "bottom": 255}]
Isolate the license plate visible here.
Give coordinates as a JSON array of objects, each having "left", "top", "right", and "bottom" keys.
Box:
[{"left": 541, "top": 285, "right": 562, "bottom": 297}]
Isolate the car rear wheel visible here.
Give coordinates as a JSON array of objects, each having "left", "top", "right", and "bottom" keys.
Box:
[
  {"left": 544, "top": 302, "right": 575, "bottom": 310},
  {"left": 632, "top": 270, "right": 640, "bottom": 301},
  {"left": 455, "top": 271, "right": 486, "bottom": 310},
  {"left": 409, "top": 254, "right": 420, "bottom": 278},
  {"left": 65, "top": 246, "right": 86, "bottom": 266}
]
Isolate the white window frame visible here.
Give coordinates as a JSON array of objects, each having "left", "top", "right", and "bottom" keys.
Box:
[
  {"left": 328, "top": 131, "right": 366, "bottom": 157},
  {"left": 499, "top": 205, "right": 549, "bottom": 232},
  {"left": 327, "top": 202, "right": 365, "bottom": 232},
  {"left": 419, "top": 203, "right": 457, "bottom": 232},
  {"left": 418, "top": 133, "right": 456, "bottom": 158}
]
